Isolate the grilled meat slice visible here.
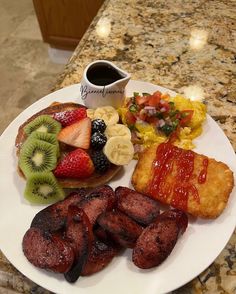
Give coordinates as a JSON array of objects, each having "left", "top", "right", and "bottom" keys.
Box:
[
  {"left": 81, "top": 239, "right": 120, "bottom": 276},
  {"left": 22, "top": 227, "right": 74, "bottom": 273},
  {"left": 64, "top": 205, "right": 93, "bottom": 283},
  {"left": 98, "top": 210, "right": 143, "bottom": 248},
  {"left": 115, "top": 186, "right": 160, "bottom": 225},
  {"left": 30, "top": 190, "right": 86, "bottom": 232}
]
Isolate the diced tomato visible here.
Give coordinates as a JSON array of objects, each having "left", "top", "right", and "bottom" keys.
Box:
[
  {"left": 159, "top": 100, "right": 171, "bottom": 112},
  {"left": 135, "top": 95, "right": 150, "bottom": 105},
  {"left": 168, "top": 126, "right": 180, "bottom": 143},
  {"left": 138, "top": 110, "right": 147, "bottom": 121},
  {"left": 164, "top": 103, "right": 170, "bottom": 112},
  {"left": 125, "top": 110, "right": 136, "bottom": 126},
  {"left": 148, "top": 91, "right": 161, "bottom": 107},
  {"left": 153, "top": 91, "right": 162, "bottom": 96},
  {"left": 175, "top": 112, "right": 181, "bottom": 120},
  {"left": 180, "top": 110, "right": 194, "bottom": 126},
  {"left": 146, "top": 116, "right": 159, "bottom": 125},
  {"left": 161, "top": 93, "right": 170, "bottom": 100}
]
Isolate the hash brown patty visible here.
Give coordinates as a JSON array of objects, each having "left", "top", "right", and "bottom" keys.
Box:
[{"left": 132, "top": 144, "right": 234, "bottom": 219}]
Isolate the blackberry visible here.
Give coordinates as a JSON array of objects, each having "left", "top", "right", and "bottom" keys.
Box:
[
  {"left": 91, "top": 132, "right": 107, "bottom": 150},
  {"left": 92, "top": 119, "right": 106, "bottom": 133},
  {"left": 91, "top": 151, "right": 111, "bottom": 173}
]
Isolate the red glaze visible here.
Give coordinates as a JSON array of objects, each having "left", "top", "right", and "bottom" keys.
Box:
[
  {"left": 198, "top": 158, "right": 208, "bottom": 184},
  {"left": 148, "top": 143, "right": 207, "bottom": 211}
]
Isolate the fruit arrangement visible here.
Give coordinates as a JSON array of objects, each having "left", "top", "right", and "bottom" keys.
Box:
[{"left": 17, "top": 104, "right": 134, "bottom": 204}]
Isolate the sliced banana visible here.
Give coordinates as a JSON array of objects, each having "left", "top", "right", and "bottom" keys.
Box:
[
  {"left": 86, "top": 108, "right": 95, "bottom": 120},
  {"left": 94, "top": 106, "right": 119, "bottom": 125},
  {"left": 105, "top": 124, "right": 131, "bottom": 140},
  {"left": 103, "top": 137, "right": 134, "bottom": 165}
]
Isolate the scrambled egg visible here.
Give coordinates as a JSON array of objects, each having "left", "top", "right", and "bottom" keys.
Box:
[
  {"left": 170, "top": 95, "right": 206, "bottom": 130},
  {"left": 171, "top": 95, "right": 206, "bottom": 149},
  {"left": 119, "top": 95, "right": 207, "bottom": 151}
]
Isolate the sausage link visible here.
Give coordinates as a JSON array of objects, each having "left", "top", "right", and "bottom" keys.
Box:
[
  {"left": 158, "top": 208, "right": 188, "bottom": 234},
  {"left": 79, "top": 185, "right": 116, "bottom": 226},
  {"left": 132, "top": 209, "right": 188, "bottom": 269},
  {"left": 81, "top": 240, "right": 120, "bottom": 276},
  {"left": 98, "top": 210, "right": 143, "bottom": 248},
  {"left": 64, "top": 205, "right": 93, "bottom": 283},
  {"left": 30, "top": 190, "right": 86, "bottom": 232},
  {"left": 22, "top": 227, "right": 74, "bottom": 273},
  {"left": 116, "top": 186, "right": 160, "bottom": 225},
  {"left": 132, "top": 218, "right": 179, "bottom": 269}
]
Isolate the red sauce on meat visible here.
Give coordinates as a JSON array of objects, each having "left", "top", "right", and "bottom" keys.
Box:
[{"left": 148, "top": 143, "right": 207, "bottom": 211}]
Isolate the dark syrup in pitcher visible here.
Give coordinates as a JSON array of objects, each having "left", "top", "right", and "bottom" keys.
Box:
[{"left": 86, "top": 64, "right": 125, "bottom": 86}]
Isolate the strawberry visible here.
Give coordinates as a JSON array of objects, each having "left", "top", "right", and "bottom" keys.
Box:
[
  {"left": 57, "top": 117, "right": 91, "bottom": 149},
  {"left": 53, "top": 108, "right": 87, "bottom": 127},
  {"left": 54, "top": 148, "right": 94, "bottom": 178}
]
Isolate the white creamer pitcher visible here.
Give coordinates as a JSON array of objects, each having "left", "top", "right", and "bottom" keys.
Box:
[{"left": 80, "top": 60, "right": 131, "bottom": 109}]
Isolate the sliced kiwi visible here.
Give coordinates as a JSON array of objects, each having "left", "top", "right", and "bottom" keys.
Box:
[
  {"left": 24, "top": 115, "right": 61, "bottom": 136},
  {"left": 29, "top": 131, "right": 60, "bottom": 157},
  {"left": 19, "top": 138, "right": 57, "bottom": 177},
  {"left": 24, "top": 172, "right": 65, "bottom": 204}
]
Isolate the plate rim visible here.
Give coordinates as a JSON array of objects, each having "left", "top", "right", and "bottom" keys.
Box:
[{"left": 0, "top": 80, "right": 235, "bottom": 294}]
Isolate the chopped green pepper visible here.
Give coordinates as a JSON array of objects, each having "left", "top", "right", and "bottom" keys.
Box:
[
  {"left": 169, "top": 101, "right": 175, "bottom": 110},
  {"left": 129, "top": 104, "right": 138, "bottom": 113},
  {"left": 169, "top": 110, "right": 180, "bottom": 117},
  {"left": 133, "top": 92, "right": 140, "bottom": 97},
  {"left": 160, "top": 124, "right": 175, "bottom": 136},
  {"left": 156, "top": 112, "right": 164, "bottom": 119},
  {"left": 172, "top": 119, "right": 179, "bottom": 128}
]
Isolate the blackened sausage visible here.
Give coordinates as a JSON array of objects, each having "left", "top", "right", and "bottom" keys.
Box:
[
  {"left": 64, "top": 205, "right": 93, "bottom": 283},
  {"left": 30, "top": 190, "right": 86, "bottom": 232},
  {"left": 158, "top": 208, "right": 188, "bottom": 234},
  {"left": 79, "top": 185, "right": 116, "bottom": 226},
  {"left": 132, "top": 218, "right": 179, "bottom": 269},
  {"left": 97, "top": 210, "right": 143, "bottom": 248},
  {"left": 88, "top": 185, "right": 116, "bottom": 209},
  {"left": 93, "top": 226, "right": 111, "bottom": 244},
  {"left": 81, "top": 240, "right": 120, "bottom": 276},
  {"left": 22, "top": 227, "right": 74, "bottom": 273},
  {"left": 132, "top": 209, "right": 188, "bottom": 269},
  {"left": 115, "top": 186, "right": 160, "bottom": 225}
]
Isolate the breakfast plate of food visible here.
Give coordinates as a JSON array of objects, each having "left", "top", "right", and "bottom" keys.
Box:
[{"left": 0, "top": 79, "right": 235, "bottom": 294}]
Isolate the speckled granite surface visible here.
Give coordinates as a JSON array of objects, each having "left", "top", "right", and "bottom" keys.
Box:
[
  {"left": 1, "top": 0, "right": 236, "bottom": 293},
  {"left": 54, "top": 0, "right": 236, "bottom": 151}
]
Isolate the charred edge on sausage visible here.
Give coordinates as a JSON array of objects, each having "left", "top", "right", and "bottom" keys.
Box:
[{"left": 64, "top": 205, "right": 93, "bottom": 283}]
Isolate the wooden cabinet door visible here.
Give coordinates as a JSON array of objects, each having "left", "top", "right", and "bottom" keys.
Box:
[{"left": 33, "top": 0, "right": 104, "bottom": 49}]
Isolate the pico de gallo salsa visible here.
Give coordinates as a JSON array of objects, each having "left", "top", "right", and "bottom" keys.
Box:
[
  {"left": 124, "top": 91, "right": 194, "bottom": 136},
  {"left": 118, "top": 91, "right": 206, "bottom": 155}
]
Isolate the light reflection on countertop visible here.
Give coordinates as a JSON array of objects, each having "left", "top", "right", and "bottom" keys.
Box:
[
  {"left": 189, "top": 29, "right": 208, "bottom": 50},
  {"left": 183, "top": 85, "right": 205, "bottom": 102},
  {"left": 96, "top": 17, "right": 111, "bottom": 38}
]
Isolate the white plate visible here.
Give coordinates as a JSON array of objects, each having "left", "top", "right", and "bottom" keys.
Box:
[{"left": 0, "top": 80, "right": 235, "bottom": 294}]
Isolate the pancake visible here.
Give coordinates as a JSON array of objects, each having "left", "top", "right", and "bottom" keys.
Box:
[{"left": 15, "top": 102, "right": 122, "bottom": 188}]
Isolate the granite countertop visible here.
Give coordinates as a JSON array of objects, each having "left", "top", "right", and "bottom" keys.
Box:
[{"left": 1, "top": 0, "right": 236, "bottom": 293}]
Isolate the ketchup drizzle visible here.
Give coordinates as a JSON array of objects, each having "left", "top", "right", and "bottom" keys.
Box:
[
  {"left": 148, "top": 143, "right": 205, "bottom": 211},
  {"left": 198, "top": 158, "right": 208, "bottom": 184}
]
